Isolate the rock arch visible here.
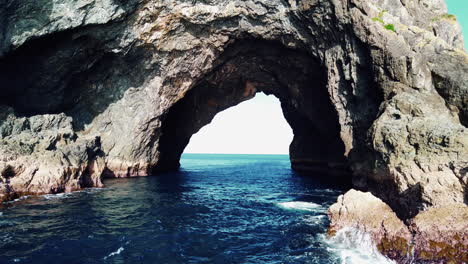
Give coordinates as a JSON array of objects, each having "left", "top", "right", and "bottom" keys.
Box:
[
  {"left": 155, "top": 40, "right": 351, "bottom": 179},
  {"left": 0, "top": 0, "right": 466, "bottom": 241}
]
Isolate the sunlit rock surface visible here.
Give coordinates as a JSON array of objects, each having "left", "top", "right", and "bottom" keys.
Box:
[
  {"left": 328, "top": 190, "right": 412, "bottom": 262},
  {"left": 410, "top": 204, "right": 468, "bottom": 262},
  {"left": 0, "top": 0, "right": 467, "bottom": 261},
  {"left": 328, "top": 190, "right": 468, "bottom": 263}
]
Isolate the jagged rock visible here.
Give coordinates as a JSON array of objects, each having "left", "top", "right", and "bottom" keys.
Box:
[
  {"left": 0, "top": 106, "right": 104, "bottom": 201},
  {"left": 411, "top": 204, "right": 468, "bottom": 263},
  {"left": 364, "top": 90, "right": 468, "bottom": 218},
  {"left": 0, "top": 0, "right": 467, "bottom": 260},
  {"left": 328, "top": 190, "right": 468, "bottom": 263},
  {"left": 328, "top": 190, "right": 412, "bottom": 262}
]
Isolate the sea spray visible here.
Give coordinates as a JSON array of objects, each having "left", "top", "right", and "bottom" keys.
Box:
[
  {"left": 104, "top": 247, "right": 125, "bottom": 260},
  {"left": 277, "top": 201, "right": 323, "bottom": 212},
  {"left": 323, "top": 227, "right": 396, "bottom": 264}
]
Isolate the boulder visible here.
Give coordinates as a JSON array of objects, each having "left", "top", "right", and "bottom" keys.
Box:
[
  {"left": 328, "top": 190, "right": 468, "bottom": 263},
  {"left": 328, "top": 190, "right": 412, "bottom": 262}
]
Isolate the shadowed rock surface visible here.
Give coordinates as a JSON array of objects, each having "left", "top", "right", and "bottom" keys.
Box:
[{"left": 0, "top": 0, "right": 467, "bottom": 262}]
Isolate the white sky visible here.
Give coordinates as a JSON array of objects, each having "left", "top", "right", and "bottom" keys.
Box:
[{"left": 183, "top": 92, "right": 294, "bottom": 154}]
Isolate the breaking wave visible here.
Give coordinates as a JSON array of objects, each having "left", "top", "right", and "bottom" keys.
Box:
[
  {"left": 277, "top": 201, "right": 323, "bottom": 212},
  {"left": 3, "top": 195, "right": 30, "bottom": 204},
  {"left": 323, "top": 227, "right": 396, "bottom": 264},
  {"left": 104, "top": 247, "right": 124, "bottom": 260}
]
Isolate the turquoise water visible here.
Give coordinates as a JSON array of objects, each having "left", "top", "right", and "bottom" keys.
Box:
[{"left": 0, "top": 154, "right": 393, "bottom": 264}]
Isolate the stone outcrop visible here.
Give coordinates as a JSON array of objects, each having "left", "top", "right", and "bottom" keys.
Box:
[
  {"left": 410, "top": 204, "right": 468, "bottom": 262},
  {"left": 0, "top": 106, "right": 104, "bottom": 200},
  {"left": 328, "top": 190, "right": 413, "bottom": 262},
  {"left": 328, "top": 190, "right": 468, "bottom": 263},
  {"left": 0, "top": 0, "right": 467, "bottom": 261}
]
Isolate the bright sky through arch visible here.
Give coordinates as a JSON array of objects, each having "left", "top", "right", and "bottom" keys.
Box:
[{"left": 183, "top": 93, "right": 294, "bottom": 155}]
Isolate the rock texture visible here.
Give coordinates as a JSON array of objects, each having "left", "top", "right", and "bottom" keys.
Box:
[
  {"left": 410, "top": 204, "right": 468, "bottom": 263},
  {"left": 0, "top": 106, "right": 104, "bottom": 199},
  {"left": 328, "top": 190, "right": 413, "bottom": 262},
  {"left": 0, "top": 0, "right": 467, "bottom": 261},
  {"left": 328, "top": 190, "right": 468, "bottom": 263}
]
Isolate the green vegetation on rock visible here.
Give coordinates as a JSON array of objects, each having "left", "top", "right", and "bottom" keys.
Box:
[
  {"left": 372, "top": 10, "right": 396, "bottom": 33},
  {"left": 442, "top": 13, "right": 457, "bottom": 21},
  {"left": 372, "top": 9, "right": 387, "bottom": 24},
  {"left": 372, "top": 17, "right": 384, "bottom": 24},
  {"left": 384, "top": 24, "right": 396, "bottom": 32},
  {"left": 432, "top": 13, "right": 457, "bottom": 22}
]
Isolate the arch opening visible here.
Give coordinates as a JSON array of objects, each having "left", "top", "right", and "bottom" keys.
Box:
[
  {"left": 183, "top": 92, "right": 293, "bottom": 155},
  {"left": 155, "top": 40, "right": 350, "bottom": 182}
]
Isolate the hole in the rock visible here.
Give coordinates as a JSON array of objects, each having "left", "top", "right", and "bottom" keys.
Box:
[
  {"left": 1, "top": 165, "right": 16, "bottom": 179},
  {"left": 183, "top": 92, "right": 293, "bottom": 155},
  {"left": 155, "top": 39, "right": 352, "bottom": 186},
  {"left": 392, "top": 113, "right": 401, "bottom": 120}
]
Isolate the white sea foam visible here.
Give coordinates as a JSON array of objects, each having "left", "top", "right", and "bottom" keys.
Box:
[
  {"left": 3, "top": 188, "right": 103, "bottom": 204},
  {"left": 104, "top": 247, "right": 124, "bottom": 259},
  {"left": 42, "top": 188, "right": 103, "bottom": 200},
  {"left": 277, "top": 201, "right": 322, "bottom": 212},
  {"left": 4, "top": 195, "right": 30, "bottom": 204},
  {"left": 302, "top": 214, "right": 326, "bottom": 225},
  {"left": 323, "top": 227, "right": 396, "bottom": 264},
  {"left": 43, "top": 193, "right": 68, "bottom": 200}
]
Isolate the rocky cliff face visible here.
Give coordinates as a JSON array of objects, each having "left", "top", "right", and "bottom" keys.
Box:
[{"left": 0, "top": 0, "right": 467, "bottom": 262}]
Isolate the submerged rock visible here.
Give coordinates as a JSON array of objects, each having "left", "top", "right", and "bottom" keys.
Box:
[{"left": 0, "top": 0, "right": 467, "bottom": 261}]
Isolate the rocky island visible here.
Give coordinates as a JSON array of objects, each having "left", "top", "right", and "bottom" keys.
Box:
[{"left": 0, "top": 0, "right": 467, "bottom": 263}]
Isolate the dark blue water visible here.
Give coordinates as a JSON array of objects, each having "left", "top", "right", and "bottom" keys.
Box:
[{"left": 0, "top": 154, "right": 393, "bottom": 264}]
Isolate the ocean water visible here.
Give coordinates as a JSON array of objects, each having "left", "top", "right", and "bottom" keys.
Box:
[{"left": 0, "top": 154, "right": 394, "bottom": 264}]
